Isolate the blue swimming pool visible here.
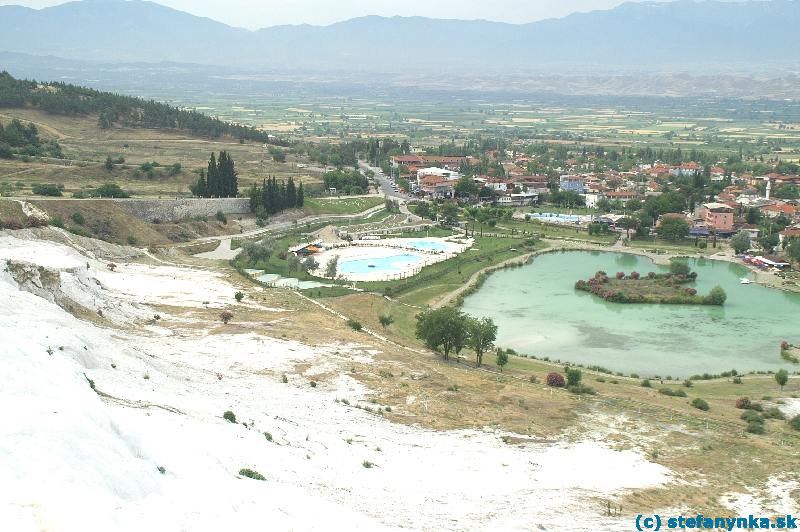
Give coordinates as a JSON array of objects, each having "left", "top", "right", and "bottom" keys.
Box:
[
  {"left": 339, "top": 253, "right": 424, "bottom": 274},
  {"left": 528, "top": 213, "right": 583, "bottom": 224},
  {"left": 400, "top": 239, "right": 449, "bottom": 252}
]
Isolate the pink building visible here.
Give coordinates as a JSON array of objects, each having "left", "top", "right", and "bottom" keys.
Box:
[{"left": 698, "top": 202, "right": 734, "bottom": 232}]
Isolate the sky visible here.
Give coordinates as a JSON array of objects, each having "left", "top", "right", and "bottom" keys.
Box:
[{"left": 0, "top": 0, "right": 664, "bottom": 29}]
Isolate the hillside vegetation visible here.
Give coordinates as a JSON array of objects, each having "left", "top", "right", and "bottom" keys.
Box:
[{"left": 0, "top": 71, "right": 286, "bottom": 144}]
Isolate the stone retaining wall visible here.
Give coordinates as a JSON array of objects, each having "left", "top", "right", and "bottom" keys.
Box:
[{"left": 114, "top": 198, "right": 251, "bottom": 223}]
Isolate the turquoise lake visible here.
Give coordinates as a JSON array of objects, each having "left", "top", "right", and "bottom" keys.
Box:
[{"left": 460, "top": 251, "right": 800, "bottom": 377}]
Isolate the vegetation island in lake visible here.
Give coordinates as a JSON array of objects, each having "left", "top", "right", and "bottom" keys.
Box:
[{"left": 574, "top": 259, "right": 727, "bottom": 305}]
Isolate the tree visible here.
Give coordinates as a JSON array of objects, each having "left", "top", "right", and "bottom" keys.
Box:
[
  {"left": 287, "top": 254, "right": 300, "bottom": 273},
  {"left": 104, "top": 156, "right": 114, "bottom": 171},
  {"left": 546, "top": 373, "right": 566, "bottom": 387},
  {"left": 467, "top": 317, "right": 497, "bottom": 368},
  {"left": 730, "top": 230, "right": 752, "bottom": 254},
  {"left": 302, "top": 256, "right": 319, "bottom": 273},
  {"left": 659, "top": 217, "right": 690, "bottom": 241},
  {"left": 415, "top": 307, "right": 468, "bottom": 361},
  {"left": 325, "top": 256, "right": 339, "bottom": 278},
  {"left": 220, "top": 311, "right": 234, "bottom": 324},
  {"left": 775, "top": 369, "right": 789, "bottom": 391},
  {"left": 378, "top": 315, "right": 394, "bottom": 328},
  {"left": 496, "top": 349, "right": 509, "bottom": 371},
  {"left": 787, "top": 239, "right": 800, "bottom": 263},
  {"left": 439, "top": 202, "right": 460, "bottom": 225},
  {"left": 617, "top": 217, "right": 638, "bottom": 239},
  {"left": 296, "top": 182, "right": 304, "bottom": 207},
  {"left": 704, "top": 286, "right": 727, "bottom": 306},
  {"left": 454, "top": 176, "right": 479, "bottom": 198},
  {"left": 669, "top": 259, "right": 691, "bottom": 277}
]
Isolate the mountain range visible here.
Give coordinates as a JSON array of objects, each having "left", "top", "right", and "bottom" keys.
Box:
[{"left": 0, "top": 0, "right": 799, "bottom": 73}]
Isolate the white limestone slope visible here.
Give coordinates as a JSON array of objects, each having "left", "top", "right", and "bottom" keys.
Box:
[{"left": 0, "top": 232, "right": 670, "bottom": 531}]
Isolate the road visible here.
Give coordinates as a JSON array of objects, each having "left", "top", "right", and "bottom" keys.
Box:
[{"left": 358, "top": 160, "right": 421, "bottom": 222}]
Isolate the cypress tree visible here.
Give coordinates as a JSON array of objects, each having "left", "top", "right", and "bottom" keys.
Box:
[
  {"left": 206, "top": 153, "right": 219, "bottom": 197},
  {"left": 296, "top": 182, "right": 304, "bottom": 207},
  {"left": 286, "top": 177, "right": 296, "bottom": 208}
]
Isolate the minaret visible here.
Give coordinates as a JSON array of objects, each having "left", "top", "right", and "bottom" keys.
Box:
[{"left": 766, "top": 179, "right": 772, "bottom": 200}]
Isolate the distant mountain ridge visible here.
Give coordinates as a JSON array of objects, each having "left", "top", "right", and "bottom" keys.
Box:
[{"left": 0, "top": 0, "right": 799, "bottom": 72}]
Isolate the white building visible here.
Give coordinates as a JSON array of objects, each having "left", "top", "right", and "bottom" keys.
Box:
[{"left": 416, "top": 167, "right": 461, "bottom": 185}]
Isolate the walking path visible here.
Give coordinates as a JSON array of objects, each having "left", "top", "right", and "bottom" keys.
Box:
[{"left": 194, "top": 238, "right": 242, "bottom": 260}]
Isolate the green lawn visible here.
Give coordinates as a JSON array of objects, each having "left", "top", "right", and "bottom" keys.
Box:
[{"left": 303, "top": 196, "right": 384, "bottom": 215}]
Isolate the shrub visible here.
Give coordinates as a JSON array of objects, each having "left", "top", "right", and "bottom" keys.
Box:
[
  {"left": 347, "top": 319, "right": 363, "bottom": 332},
  {"left": 762, "top": 407, "right": 785, "bottom": 420},
  {"left": 565, "top": 367, "right": 582, "bottom": 386},
  {"left": 641, "top": 379, "right": 652, "bottom": 388},
  {"left": 529, "top": 375, "right": 539, "bottom": 384},
  {"left": 239, "top": 468, "right": 266, "bottom": 481},
  {"left": 223, "top": 410, "right": 236, "bottom": 423},
  {"left": 659, "top": 388, "right": 687, "bottom": 397},
  {"left": 669, "top": 260, "right": 690, "bottom": 277},
  {"left": 93, "top": 183, "right": 130, "bottom": 198},
  {"left": 616, "top": 272, "right": 625, "bottom": 279},
  {"left": 567, "top": 384, "right": 596, "bottom": 395},
  {"left": 630, "top": 271, "right": 640, "bottom": 280},
  {"left": 215, "top": 210, "right": 228, "bottom": 224},
  {"left": 234, "top": 291, "right": 245, "bottom": 302},
  {"left": 546, "top": 372, "right": 565, "bottom": 388},
  {"left": 126, "top": 235, "right": 138, "bottom": 246},
  {"left": 732, "top": 377, "right": 743, "bottom": 384},
  {"left": 740, "top": 410, "right": 762, "bottom": 423},
  {"left": 691, "top": 398, "right": 710, "bottom": 411},
  {"left": 281, "top": 374, "right": 288, "bottom": 383},
  {"left": 32, "top": 183, "right": 63, "bottom": 196},
  {"left": 310, "top": 381, "right": 317, "bottom": 388},
  {"left": 362, "top": 461, "right": 375, "bottom": 469},
  {"left": 746, "top": 421, "right": 766, "bottom": 434},
  {"left": 735, "top": 397, "right": 751, "bottom": 409},
  {"left": 781, "top": 341, "right": 791, "bottom": 350},
  {"left": 790, "top": 415, "right": 800, "bottom": 431},
  {"left": 378, "top": 315, "right": 394, "bottom": 328}
]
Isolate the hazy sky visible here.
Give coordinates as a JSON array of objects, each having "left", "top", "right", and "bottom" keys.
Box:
[{"left": 0, "top": 0, "right": 664, "bottom": 29}]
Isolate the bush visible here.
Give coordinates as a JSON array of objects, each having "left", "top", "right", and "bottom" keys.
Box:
[
  {"left": 565, "top": 367, "right": 582, "bottom": 386},
  {"left": 567, "top": 384, "right": 596, "bottom": 395},
  {"left": 264, "top": 432, "right": 273, "bottom": 442},
  {"left": 735, "top": 397, "right": 751, "bottom": 409},
  {"left": 746, "top": 421, "right": 766, "bottom": 434},
  {"left": 223, "top": 410, "right": 236, "bottom": 423},
  {"left": 215, "top": 210, "right": 228, "bottom": 224},
  {"left": 641, "top": 379, "right": 652, "bottom": 388},
  {"left": 70, "top": 212, "right": 85, "bottom": 225},
  {"left": 93, "top": 183, "right": 130, "bottom": 198},
  {"left": 238, "top": 468, "right": 266, "bottom": 481},
  {"left": 762, "top": 407, "right": 785, "bottom": 420},
  {"left": 790, "top": 415, "right": 800, "bottom": 431},
  {"left": 234, "top": 291, "right": 245, "bottom": 302},
  {"left": 347, "top": 319, "right": 363, "bottom": 332},
  {"left": 703, "top": 286, "right": 727, "bottom": 306},
  {"left": 31, "top": 183, "right": 63, "bottom": 196},
  {"left": 659, "top": 388, "right": 687, "bottom": 397},
  {"left": 546, "top": 372, "right": 565, "bottom": 388},
  {"left": 732, "top": 377, "right": 743, "bottom": 384},
  {"left": 740, "top": 410, "right": 762, "bottom": 423},
  {"left": 220, "top": 311, "right": 234, "bottom": 324},
  {"left": 691, "top": 398, "right": 710, "bottom": 411},
  {"left": 669, "top": 260, "right": 690, "bottom": 277},
  {"left": 126, "top": 235, "right": 138, "bottom": 246}
]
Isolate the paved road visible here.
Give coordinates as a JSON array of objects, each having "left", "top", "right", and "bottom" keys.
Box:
[{"left": 358, "top": 160, "right": 421, "bottom": 222}]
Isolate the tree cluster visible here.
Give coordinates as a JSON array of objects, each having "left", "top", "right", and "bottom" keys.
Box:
[
  {"left": 192, "top": 152, "right": 238, "bottom": 198},
  {"left": 415, "top": 307, "right": 498, "bottom": 367},
  {"left": 322, "top": 170, "right": 369, "bottom": 195},
  {"left": 0, "top": 118, "right": 62, "bottom": 159},
  {"left": 248, "top": 176, "right": 304, "bottom": 215}
]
